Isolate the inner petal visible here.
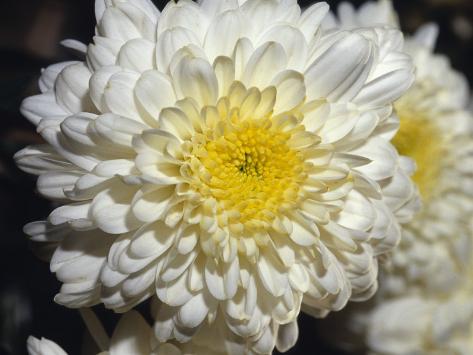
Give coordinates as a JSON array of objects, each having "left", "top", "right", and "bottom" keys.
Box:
[{"left": 190, "top": 115, "right": 308, "bottom": 231}]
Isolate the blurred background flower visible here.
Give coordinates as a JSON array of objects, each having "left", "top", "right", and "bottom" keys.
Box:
[{"left": 0, "top": 0, "right": 471, "bottom": 354}]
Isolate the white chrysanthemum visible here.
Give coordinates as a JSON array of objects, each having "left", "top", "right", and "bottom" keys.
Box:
[
  {"left": 16, "top": 0, "right": 417, "bottom": 351},
  {"left": 329, "top": 0, "right": 473, "bottom": 294},
  {"left": 326, "top": 1, "right": 473, "bottom": 354}
]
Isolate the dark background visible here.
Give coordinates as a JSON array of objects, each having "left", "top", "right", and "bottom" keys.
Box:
[{"left": 0, "top": 0, "right": 471, "bottom": 354}]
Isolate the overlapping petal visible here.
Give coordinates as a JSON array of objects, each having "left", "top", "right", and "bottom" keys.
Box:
[{"left": 18, "top": 0, "right": 418, "bottom": 353}]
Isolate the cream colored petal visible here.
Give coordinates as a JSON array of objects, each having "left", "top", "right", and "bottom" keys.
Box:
[
  {"left": 160, "top": 249, "right": 198, "bottom": 283},
  {"left": 232, "top": 37, "right": 254, "bottom": 80},
  {"left": 14, "top": 145, "right": 73, "bottom": 175},
  {"left": 335, "top": 190, "right": 375, "bottom": 232},
  {"left": 27, "top": 336, "right": 68, "bottom": 355},
  {"left": 276, "top": 321, "right": 299, "bottom": 353},
  {"left": 90, "top": 182, "right": 141, "bottom": 234},
  {"left": 49, "top": 202, "right": 93, "bottom": 228},
  {"left": 131, "top": 186, "right": 175, "bottom": 223},
  {"left": 258, "top": 25, "right": 308, "bottom": 71},
  {"left": 103, "top": 71, "right": 143, "bottom": 121},
  {"left": 213, "top": 56, "right": 236, "bottom": 98},
  {"left": 156, "top": 270, "right": 193, "bottom": 307},
  {"left": 37, "top": 171, "right": 82, "bottom": 200},
  {"left": 87, "top": 36, "right": 123, "bottom": 71},
  {"left": 352, "top": 137, "right": 398, "bottom": 181},
  {"left": 176, "top": 292, "right": 211, "bottom": 328},
  {"left": 305, "top": 32, "right": 370, "bottom": 101},
  {"left": 157, "top": 1, "right": 207, "bottom": 41},
  {"left": 204, "top": 9, "right": 246, "bottom": 61},
  {"left": 20, "top": 92, "right": 68, "bottom": 126},
  {"left": 99, "top": 5, "right": 154, "bottom": 42},
  {"left": 39, "top": 61, "right": 77, "bottom": 93},
  {"left": 92, "top": 113, "right": 147, "bottom": 148},
  {"left": 159, "top": 107, "right": 196, "bottom": 141},
  {"left": 242, "top": 42, "right": 287, "bottom": 89},
  {"left": 129, "top": 221, "right": 176, "bottom": 261},
  {"left": 109, "top": 311, "right": 152, "bottom": 355},
  {"left": 117, "top": 38, "right": 156, "bottom": 72},
  {"left": 354, "top": 69, "right": 415, "bottom": 108},
  {"left": 89, "top": 65, "right": 122, "bottom": 112},
  {"left": 257, "top": 248, "right": 289, "bottom": 297},
  {"left": 271, "top": 70, "right": 306, "bottom": 115},
  {"left": 156, "top": 27, "right": 200, "bottom": 73},
  {"left": 298, "top": 2, "right": 329, "bottom": 41},
  {"left": 172, "top": 56, "right": 219, "bottom": 107},
  {"left": 60, "top": 113, "right": 97, "bottom": 148},
  {"left": 121, "top": 263, "right": 157, "bottom": 298},
  {"left": 55, "top": 62, "right": 94, "bottom": 113},
  {"left": 135, "top": 70, "right": 176, "bottom": 123}
]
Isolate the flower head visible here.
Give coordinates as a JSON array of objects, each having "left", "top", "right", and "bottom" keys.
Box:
[
  {"left": 325, "top": 1, "right": 473, "bottom": 354},
  {"left": 17, "top": 0, "right": 417, "bottom": 351}
]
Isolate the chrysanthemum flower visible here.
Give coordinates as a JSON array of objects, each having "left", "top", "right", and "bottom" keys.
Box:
[
  {"left": 324, "top": 1, "right": 473, "bottom": 354},
  {"left": 17, "top": 0, "right": 417, "bottom": 351}
]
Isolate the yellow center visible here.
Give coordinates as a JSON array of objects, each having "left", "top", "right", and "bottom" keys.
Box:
[
  {"left": 392, "top": 109, "right": 445, "bottom": 201},
  {"left": 193, "top": 118, "right": 307, "bottom": 231}
]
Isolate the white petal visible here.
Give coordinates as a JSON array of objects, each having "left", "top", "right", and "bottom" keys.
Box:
[
  {"left": 157, "top": 1, "right": 206, "bottom": 41},
  {"left": 257, "top": 248, "right": 289, "bottom": 297},
  {"left": 242, "top": 42, "right": 287, "bottom": 89},
  {"left": 177, "top": 292, "right": 211, "bottom": 328},
  {"left": 276, "top": 321, "right": 299, "bottom": 353},
  {"left": 91, "top": 183, "right": 141, "bottom": 234},
  {"left": 109, "top": 311, "right": 152, "bottom": 355},
  {"left": 232, "top": 37, "right": 254, "bottom": 80},
  {"left": 37, "top": 171, "right": 81, "bottom": 200},
  {"left": 21, "top": 91, "right": 67, "bottom": 125},
  {"left": 135, "top": 70, "right": 176, "bottom": 123},
  {"left": 213, "top": 56, "right": 236, "bottom": 98},
  {"left": 129, "top": 221, "right": 176, "bottom": 260},
  {"left": 258, "top": 25, "right": 308, "bottom": 71},
  {"left": 204, "top": 9, "right": 245, "bottom": 60},
  {"left": 14, "top": 145, "right": 72, "bottom": 175},
  {"left": 49, "top": 202, "right": 92, "bottom": 227},
  {"left": 305, "top": 33, "right": 370, "bottom": 100},
  {"left": 87, "top": 37, "right": 123, "bottom": 71},
  {"left": 156, "top": 27, "right": 200, "bottom": 73},
  {"left": 117, "top": 38, "right": 155, "bottom": 72},
  {"left": 55, "top": 62, "right": 94, "bottom": 113},
  {"left": 172, "top": 56, "right": 219, "bottom": 107},
  {"left": 271, "top": 70, "right": 306, "bottom": 114},
  {"left": 204, "top": 258, "right": 227, "bottom": 300},
  {"left": 39, "top": 61, "right": 77, "bottom": 93},
  {"left": 103, "top": 71, "right": 142, "bottom": 121},
  {"left": 61, "top": 39, "right": 87, "bottom": 54},
  {"left": 89, "top": 65, "right": 121, "bottom": 112},
  {"left": 298, "top": 3, "right": 329, "bottom": 41},
  {"left": 92, "top": 113, "right": 147, "bottom": 148},
  {"left": 354, "top": 69, "right": 415, "bottom": 108},
  {"left": 27, "top": 336, "right": 67, "bottom": 355},
  {"left": 131, "top": 186, "right": 175, "bottom": 223}
]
